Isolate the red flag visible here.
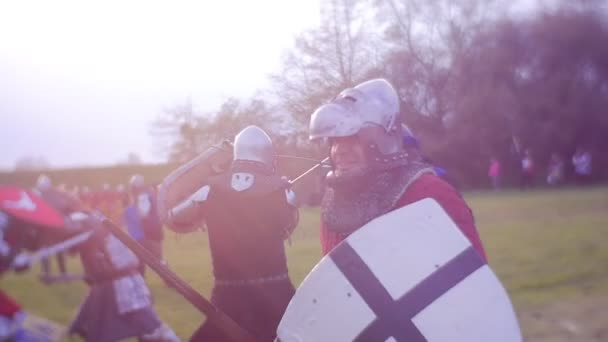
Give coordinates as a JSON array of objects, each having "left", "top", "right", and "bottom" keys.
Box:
[{"left": 0, "top": 186, "right": 64, "bottom": 229}]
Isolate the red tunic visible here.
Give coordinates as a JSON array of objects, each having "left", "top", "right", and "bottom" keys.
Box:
[{"left": 320, "top": 174, "right": 487, "bottom": 261}]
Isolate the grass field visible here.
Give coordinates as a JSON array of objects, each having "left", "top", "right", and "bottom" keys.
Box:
[{"left": 2, "top": 186, "right": 608, "bottom": 341}]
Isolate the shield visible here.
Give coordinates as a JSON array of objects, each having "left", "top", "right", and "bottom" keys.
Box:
[
  {"left": 277, "top": 199, "right": 522, "bottom": 341},
  {"left": 0, "top": 186, "right": 64, "bottom": 229},
  {"left": 157, "top": 140, "right": 233, "bottom": 231}
]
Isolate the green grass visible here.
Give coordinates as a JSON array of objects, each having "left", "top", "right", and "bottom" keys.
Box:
[{"left": 2, "top": 187, "right": 608, "bottom": 340}]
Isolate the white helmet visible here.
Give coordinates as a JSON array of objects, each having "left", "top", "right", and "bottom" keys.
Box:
[
  {"left": 233, "top": 125, "right": 275, "bottom": 169},
  {"left": 129, "top": 174, "right": 145, "bottom": 193},
  {"left": 310, "top": 79, "right": 399, "bottom": 139},
  {"left": 309, "top": 79, "right": 406, "bottom": 162},
  {"left": 36, "top": 174, "right": 53, "bottom": 192}
]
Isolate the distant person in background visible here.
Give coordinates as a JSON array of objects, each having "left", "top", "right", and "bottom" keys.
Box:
[
  {"left": 122, "top": 187, "right": 146, "bottom": 274},
  {"left": 546, "top": 153, "right": 565, "bottom": 186},
  {"left": 70, "top": 185, "right": 81, "bottom": 199},
  {"left": 116, "top": 184, "right": 130, "bottom": 209},
  {"left": 99, "top": 183, "right": 123, "bottom": 224},
  {"left": 33, "top": 174, "right": 72, "bottom": 283},
  {"left": 122, "top": 203, "right": 144, "bottom": 243},
  {"left": 128, "top": 175, "right": 165, "bottom": 266},
  {"left": 78, "top": 186, "right": 94, "bottom": 209},
  {"left": 520, "top": 149, "right": 536, "bottom": 189},
  {"left": 572, "top": 147, "right": 592, "bottom": 185},
  {"left": 92, "top": 184, "right": 108, "bottom": 218},
  {"left": 488, "top": 157, "right": 502, "bottom": 190}
]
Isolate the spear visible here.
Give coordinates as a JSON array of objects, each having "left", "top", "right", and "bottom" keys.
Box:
[{"left": 10, "top": 231, "right": 92, "bottom": 269}]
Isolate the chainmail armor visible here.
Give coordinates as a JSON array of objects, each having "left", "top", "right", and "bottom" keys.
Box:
[{"left": 321, "top": 156, "right": 434, "bottom": 234}]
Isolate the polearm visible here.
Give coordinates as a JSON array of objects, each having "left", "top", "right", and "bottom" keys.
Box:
[
  {"left": 276, "top": 155, "right": 327, "bottom": 163},
  {"left": 100, "top": 218, "right": 257, "bottom": 342},
  {"left": 10, "top": 231, "right": 93, "bottom": 269},
  {"left": 289, "top": 157, "right": 330, "bottom": 185}
]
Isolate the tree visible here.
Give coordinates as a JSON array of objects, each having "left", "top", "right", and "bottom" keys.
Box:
[
  {"left": 271, "top": 0, "right": 383, "bottom": 131},
  {"left": 150, "top": 98, "right": 212, "bottom": 163},
  {"left": 151, "top": 97, "right": 279, "bottom": 163},
  {"left": 14, "top": 156, "right": 51, "bottom": 171},
  {"left": 437, "top": 3, "right": 608, "bottom": 185},
  {"left": 152, "top": 0, "right": 608, "bottom": 186},
  {"left": 117, "top": 152, "right": 143, "bottom": 166}
]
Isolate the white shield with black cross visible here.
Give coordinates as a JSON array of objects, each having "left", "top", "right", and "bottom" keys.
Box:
[{"left": 277, "top": 198, "right": 522, "bottom": 342}]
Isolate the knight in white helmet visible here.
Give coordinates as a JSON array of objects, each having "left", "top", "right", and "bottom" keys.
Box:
[
  {"left": 35, "top": 174, "right": 53, "bottom": 193},
  {"left": 125, "top": 174, "right": 165, "bottom": 272},
  {"left": 33, "top": 174, "right": 81, "bottom": 283},
  {"left": 309, "top": 78, "right": 487, "bottom": 259},
  {"left": 168, "top": 125, "right": 298, "bottom": 342}
]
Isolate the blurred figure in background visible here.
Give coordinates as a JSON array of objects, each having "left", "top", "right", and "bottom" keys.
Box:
[
  {"left": 128, "top": 175, "right": 165, "bottom": 267},
  {"left": 572, "top": 147, "right": 592, "bottom": 185},
  {"left": 96, "top": 183, "right": 123, "bottom": 224},
  {"left": 78, "top": 186, "right": 94, "bottom": 209},
  {"left": 520, "top": 149, "right": 536, "bottom": 189},
  {"left": 122, "top": 197, "right": 145, "bottom": 244},
  {"left": 546, "top": 152, "right": 565, "bottom": 186},
  {"left": 122, "top": 179, "right": 146, "bottom": 274},
  {"left": 116, "top": 184, "right": 130, "bottom": 209},
  {"left": 34, "top": 174, "right": 74, "bottom": 283},
  {"left": 488, "top": 157, "right": 502, "bottom": 190}
]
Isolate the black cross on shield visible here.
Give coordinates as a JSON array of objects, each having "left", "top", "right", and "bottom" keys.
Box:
[{"left": 330, "top": 243, "right": 485, "bottom": 342}]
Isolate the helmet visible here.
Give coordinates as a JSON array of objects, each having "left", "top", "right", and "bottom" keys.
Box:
[
  {"left": 36, "top": 174, "right": 53, "bottom": 192},
  {"left": 233, "top": 125, "right": 275, "bottom": 169},
  {"left": 129, "top": 174, "right": 145, "bottom": 193},
  {"left": 309, "top": 79, "right": 406, "bottom": 166}
]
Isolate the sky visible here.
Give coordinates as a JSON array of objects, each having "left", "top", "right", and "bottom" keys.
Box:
[{"left": 0, "top": 1, "right": 320, "bottom": 170}]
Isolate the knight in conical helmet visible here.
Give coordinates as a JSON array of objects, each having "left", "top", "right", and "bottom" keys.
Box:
[
  {"left": 126, "top": 174, "right": 165, "bottom": 270},
  {"left": 309, "top": 79, "right": 486, "bottom": 258},
  {"left": 167, "top": 125, "right": 298, "bottom": 341}
]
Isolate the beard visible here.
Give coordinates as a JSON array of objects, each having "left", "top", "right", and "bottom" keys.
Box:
[{"left": 321, "top": 159, "right": 434, "bottom": 234}]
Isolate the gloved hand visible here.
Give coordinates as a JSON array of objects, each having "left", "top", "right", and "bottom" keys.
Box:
[
  {"left": 190, "top": 185, "right": 210, "bottom": 204},
  {"left": 285, "top": 189, "right": 297, "bottom": 207}
]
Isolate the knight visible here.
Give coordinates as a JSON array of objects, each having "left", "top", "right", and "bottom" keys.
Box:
[
  {"left": 308, "top": 78, "right": 487, "bottom": 258},
  {"left": 165, "top": 125, "right": 298, "bottom": 341},
  {"left": 4, "top": 181, "right": 179, "bottom": 342}
]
